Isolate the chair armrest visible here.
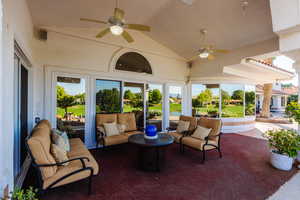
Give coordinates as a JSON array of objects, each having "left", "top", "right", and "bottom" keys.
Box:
[
  {"left": 181, "top": 130, "right": 192, "bottom": 136},
  {"left": 35, "top": 157, "right": 90, "bottom": 168},
  {"left": 166, "top": 127, "right": 176, "bottom": 132},
  {"left": 96, "top": 129, "right": 105, "bottom": 137},
  {"left": 204, "top": 133, "right": 222, "bottom": 145}
]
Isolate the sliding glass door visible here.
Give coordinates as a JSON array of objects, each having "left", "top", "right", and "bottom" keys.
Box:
[
  {"left": 169, "top": 85, "right": 183, "bottom": 129},
  {"left": 146, "top": 84, "right": 163, "bottom": 131},
  {"left": 56, "top": 76, "right": 86, "bottom": 141},
  {"left": 123, "top": 82, "right": 145, "bottom": 130},
  {"left": 95, "top": 79, "right": 122, "bottom": 114}
]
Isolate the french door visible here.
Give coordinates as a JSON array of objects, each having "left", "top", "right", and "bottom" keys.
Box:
[
  {"left": 13, "top": 55, "right": 29, "bottom": 180},
  {"left": 146, "top": 84, "right": 164, "bottom": 131},
  {"left": 53, "top": 73, "right": 90, "bottom": 144}
]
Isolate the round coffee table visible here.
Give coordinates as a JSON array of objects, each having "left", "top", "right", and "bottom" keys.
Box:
[{"left": 128, "top": 133, "right": 174, "bottom": 171}]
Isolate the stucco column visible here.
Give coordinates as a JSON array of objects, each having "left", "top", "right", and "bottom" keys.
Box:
[{"left": 261, "top": 83, "right": 273, "bottom": 118}]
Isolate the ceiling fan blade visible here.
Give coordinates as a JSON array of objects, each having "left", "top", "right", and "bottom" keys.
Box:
[
  {"left": 96, "top": 28, "right": 110, "bottom": 38},
  {"left": 80, "top": 18, "right": 107, "bottom": 24},
  {"left": 214, "top": 49, "right": 229, "bottom": 53},
  {"left": 207, "top": 54, "right": 215, "bottom": 60},
  {"left": 126, "top": 24, "right": 151, "bottom": 32},
  {"left": 114, "top": 8, "right": 125, "bottom": 20},
  {"left": 122, "top": 30, "right": 134, "bottom": 43},
  {"left": 188, "top": 54, "right": 200, "bottom": 62}
]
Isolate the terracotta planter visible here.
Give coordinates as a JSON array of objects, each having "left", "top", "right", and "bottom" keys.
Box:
[{"left": 270, "top": 151, "right": 294, "bottom": 171}]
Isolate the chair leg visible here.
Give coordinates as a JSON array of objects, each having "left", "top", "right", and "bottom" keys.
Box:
[
  {"left": 218, "top": 147, "right": 222, "bottom": 158},
  {"left": 202, "top": 150, "right": 206, "bottom": 164}
]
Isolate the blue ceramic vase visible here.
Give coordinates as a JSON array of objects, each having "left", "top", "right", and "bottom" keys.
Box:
[{"left": 145, "top": 125, "right": 157, "bottom": 137}]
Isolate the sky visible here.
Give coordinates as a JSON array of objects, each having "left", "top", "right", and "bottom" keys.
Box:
[{"left": 58, "top": 79, "right": 85, "bottom": 95}]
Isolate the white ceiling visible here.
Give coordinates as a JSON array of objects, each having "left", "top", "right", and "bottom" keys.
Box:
[{"left": 26, "top": 0, "right": 276, "bottom": 59}]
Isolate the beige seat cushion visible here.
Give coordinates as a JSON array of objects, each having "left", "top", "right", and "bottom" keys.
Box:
[
  {"left": 104, "top": 134, "right": 128, "bottom": 146},
  {"left": 198, "top": 118, "right": 222, "bottom": 142},
  {"left": 51, "top": 144, "right": 69, "bottom": 166},
  {"left": 180, "top": 115, "right": 197, "bottom": 131},
  {"left": 28, "top": 126, "right": 57, "bottom": 179},
  {"left": 168, "top": 132, "right": 183, "bottom": 143},
  {"left": 103, "top": 122, "right": 120, "bottom": 136},
  {"left": 182, "top": 136, "right": 218, "bottom": 151},
  {"left": 191, "top": 125, "right": 212, "bottom": 140},
  {"left": 44, "top": 138, "right": 99, "bottom": 189},
  {"left": 118, "top": 113, "right": 137, "bottom": 131},
  {"left": 176, "top": 120, "right": 190, "bottom": 133}
]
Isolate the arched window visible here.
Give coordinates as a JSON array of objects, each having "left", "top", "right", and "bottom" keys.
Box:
[{"left": 115, "top": 52, "right": 152, "bottom": 74}]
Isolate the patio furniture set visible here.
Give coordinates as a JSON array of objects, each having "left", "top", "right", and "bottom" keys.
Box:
[{"left": 26, "top": 113, "right": 222, "bottom": 195}]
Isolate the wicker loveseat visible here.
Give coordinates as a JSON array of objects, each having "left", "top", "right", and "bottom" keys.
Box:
[
  {"left": 95, "top": 113, "right": 143, "bottom": 147},
  {"left": 26, "top": 120, "right": 99, "bottom": 194}
]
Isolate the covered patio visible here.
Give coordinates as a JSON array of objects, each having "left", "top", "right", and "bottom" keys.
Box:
[{"left": 1, "top": 0, "right": 300, "bottom": 199}]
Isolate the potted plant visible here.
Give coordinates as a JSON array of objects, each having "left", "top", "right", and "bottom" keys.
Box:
[
  {"left": 263, "top": 129, "right": 300, "bottom": 171},
  {"left": 285, "top": 102, "right": 300, "bottom": 162},
  {"left": 1, "top": 187, "right": 39, "bottom": 200}
]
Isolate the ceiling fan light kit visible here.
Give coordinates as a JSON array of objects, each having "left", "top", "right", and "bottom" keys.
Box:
[
  {"left": 110, "top": 25, "right": 123, "bottom": 35},
  {"left": 199, "top": 51, "right": 209, "bottom": 59},
  {"left": 80, "top": 0, "right": 151, "bottom": 43}
]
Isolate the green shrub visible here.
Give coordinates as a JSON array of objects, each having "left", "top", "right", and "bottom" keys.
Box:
[
  {"left": 245, "top": 103, "right": 255, "bottom": 115},
  {"left": 8, "top": 187, "right": 39, "bottom": 200},
  {"left": 285, "top": 101, "right": 300, "bottom": 122},
  {"left": 263, "top": 129, "right": 300, "bottom": 158}
]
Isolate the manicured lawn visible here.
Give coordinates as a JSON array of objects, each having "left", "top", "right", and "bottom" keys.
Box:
[
  {"left": 58, "top": 103, "right": 182, "bottom": 116},
  {"left": 58, "top": 103, "right": 243, "bottom": 118},
  {"left": 57, "top": 104, "right": 85, "bottom": 117},
  {"left": 194, "top": 105, "right": 244, "bottom": 117},
  {"left": 123, "top": 103, "right": 181, "bottom": 113},
  {"left": 222, "top": 105, "right": 244, "bottom": 117}
]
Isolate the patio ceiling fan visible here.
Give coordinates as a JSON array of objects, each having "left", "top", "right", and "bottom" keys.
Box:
[
  {"left": 80, "top": 0, "right": 151, "bottom": 43},
  {"left": 189, "top": 29, "right": 229, "bottom": 61}
]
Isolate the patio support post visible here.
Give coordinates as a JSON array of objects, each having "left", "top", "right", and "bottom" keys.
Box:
[
  {"left": 293, "top": 62, "right": 300, "bottom": 165},
  {"left": 294, "top": 62, "right": 300, "bottom": 134},
  {"left": 261, "top": 83, "right": 273, "bottom": 118}
]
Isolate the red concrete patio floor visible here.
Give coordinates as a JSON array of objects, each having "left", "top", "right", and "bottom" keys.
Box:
[{"left": 34, "top": 134, "right": 297, "bottom": 200}]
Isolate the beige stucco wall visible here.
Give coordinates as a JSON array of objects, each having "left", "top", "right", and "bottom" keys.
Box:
[
  {"left": 33, "top": 27, "right": 189, "bottom": 83},
  {"left": 0, "top": 0, "right": 42, "bottom": 194}
]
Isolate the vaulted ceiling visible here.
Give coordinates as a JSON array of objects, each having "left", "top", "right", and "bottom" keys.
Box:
[{"left": 26, "top": 0, "right": 276, "bottom": 59}]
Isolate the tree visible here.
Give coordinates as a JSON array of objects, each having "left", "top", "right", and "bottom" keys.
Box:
[
  {"left": 131, "top": 92, "right": 143, "bottom": 108},
  {"left": 245, "top": 91, "right": 255, "bottom": 104},
  {"left": 57, "top": 86, "right": 77, "bottom": 118},
  {"left": 124, "top": 90, "right": 135, "bottom": 100},
  {"left": 96, "top": 88, "right": 121, "bottom": 113},
  {"left": 288, "top": 95, "right": 298, "bottom": 104},
  {"left": 198, "top": 89, "right": 213, "bottom": 106},
  {"left": 232, "top": 90, "right": 244, "bottom": 101},
  {"left": 192, "top": 98, "right": 201, "bottom": 108},
  {"left": 75, "top": 93, "right": 85, "bottom": 104},
  {"left": 149, "top": 89, "right": 162, "bottom": 104},
  {"left": 221, "top": 90, "right": 231, "bottom": 106}
]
